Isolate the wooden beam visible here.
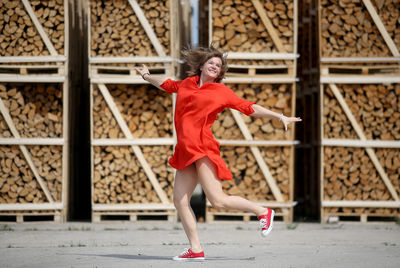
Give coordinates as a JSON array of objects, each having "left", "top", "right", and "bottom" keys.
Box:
[
  {"left": 128, "top": 0, "right": 166, "bottom": 57},
  {"left": 328, "top": 84, "right": 400, "bottom": 202},
  {"left": 227, "top": 53, "right": 298, "bottom": 60},
  {"left": 321, "top": 57, "right": 400, "bottom": 63},
  {"left": 0, "top": 75, "right": 65, "bottom": 83},
  {"left": 362, "top": 0, "right": 400, "bottom": 57},
  {"left": 251, "top": 0, "right": 286, "bottom": 53},
  {"left": 0, "top": 138, "right": 65, "bottom": 145},
  {"left": 224, "top": 77, "right": 298, "bottom": 83},
  {"left": 322, "top": 139, "right": 400, "bottom": 148},
  {"left": 92, "top": 203, "right": 175, "bottom": 211},
  {"left": 322, "top": 201, "right": 400, "bottom": 208},
  {"left": 321, "top": 76, "right": 400, "bottom": 84},
  {"left": 0, "top": 56, "right": 66, "bottom": 63},
  {"left": 97, "top": 84, "right": 170, "bottom": 204},
  {"left": 89, "top": 56, "right": 174, "bottom": 63},
  {"left": 0, "top": 98, "right": 55, "bottom": 203},
  {"left": 0, "top": 203, "right": 64, "bottom": 211},
  {"left": 207, "top": 201, "right": 298, "bottom": 208},
  {"left": 92, "top": 138, "right": 175, "bottom": 146},
  {"left": 230, "top": 109, "right": 285, "bottom": 202},
  {"left": 21, "top": 0, "right": 58, "bottom": 56}
]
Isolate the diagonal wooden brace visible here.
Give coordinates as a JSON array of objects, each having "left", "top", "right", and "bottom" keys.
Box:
[
  {"left": 328, "top": 84, "right": 399, "bottom": 201},
  {"left": 97, "top": 84, "right": 170, "bottom": 204},
  {"left": 230, "top": 109, "right": 285, "bottom": 202},
  {"left": 21, "top": 0, "right": 58, "bottom": 56},
  {"left": 0, "top": 98, "right": 55, "bottom": 203}
]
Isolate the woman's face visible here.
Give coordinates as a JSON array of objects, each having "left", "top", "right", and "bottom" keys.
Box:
[{"left": 200, "top": 57, "right": 222, "bottom": 81}]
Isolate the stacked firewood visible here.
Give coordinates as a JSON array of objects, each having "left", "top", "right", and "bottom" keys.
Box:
[
  {"left": 320, "top": 0, "right": 400, "bottom": 57},
  {"left": 323, "top": 84, "right": 400, "bottom": 140},
  {"left": 0, "top": 0, "right": 65, "bottom": 56},
  {"left": 0, "top": 145, "right": 63, "bottom": 203},
  {"left": 324, "top": 146, "right": 399, "bottom": 215},
  {"left": 93, "top": 145, "right": 174, "bottom": 204},
  {"left": 0, "top": 83, "right": 63, "bottom": 138},
  {"left": 92, "top": 85, "right": 173, "bottom": 139},
  {"left": 90, "top": 0, "right": 171, "bottom": 57},
  {"left": 212, "top": 0, "right": 294, "bottom": 53},
  {"left": 212, "top": 83, "right": 293, "bottom": 140}
]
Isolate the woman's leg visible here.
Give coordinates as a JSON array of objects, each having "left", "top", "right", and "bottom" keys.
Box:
[
  {"left": 196, "top": 157, "right": 267, "bottom": 216},
  {"left": 173, "top": 164, "right": 202, "bottom": 253}
]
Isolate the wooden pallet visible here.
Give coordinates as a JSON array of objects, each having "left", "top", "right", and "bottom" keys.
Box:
[
  {"left": 0, "top": 64, "right": 65, "bottom": 76},
  {"left": 323, "top": 212, "right": 400, "bottom": 223},
  {"left": 206, "top": 207, "right": 290, "bottom": 223},
  {"left": 0, "top": 210, "right": 63, "bottom": 223},
  {"left": 92, "top": 210, "right": 176, "bottom": 222},
  {"left": 320, "top": 64, "right": 400, "bottom": 76},
  {"left": 226, "top": 64, "right": 295, "bottom": 78}
]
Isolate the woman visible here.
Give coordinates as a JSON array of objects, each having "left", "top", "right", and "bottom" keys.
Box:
[{"left": 136, "top": 45, "right": 301, "bottom": 261}]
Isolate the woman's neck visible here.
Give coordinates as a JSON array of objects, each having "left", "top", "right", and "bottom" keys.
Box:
[{"left": 198, "top": 74, "right": 215, "bottom": 88}]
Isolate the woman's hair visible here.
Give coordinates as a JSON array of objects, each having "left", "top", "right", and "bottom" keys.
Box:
[{"left": 181, "top": 44, "right": 228, "bottom": 83}]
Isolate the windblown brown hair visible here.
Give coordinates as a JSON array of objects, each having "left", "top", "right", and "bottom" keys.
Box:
[{"left": 181, "top": 44, "right": 228, "bottom": 83}]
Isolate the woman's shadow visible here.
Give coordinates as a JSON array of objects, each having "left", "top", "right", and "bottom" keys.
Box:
[{"left": 80, "top": 253, "right": 256, "bottom": 261}]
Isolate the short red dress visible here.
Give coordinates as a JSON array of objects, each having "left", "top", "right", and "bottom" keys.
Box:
[{"left": 160, "top": 76, "right": 256, "bottom": 180}]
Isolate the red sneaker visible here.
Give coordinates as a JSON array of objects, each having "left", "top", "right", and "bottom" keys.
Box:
[
  {"left": 172, "top": 248, "right": 205, "bottom": 261},
  {"left": 258, "top": 208, "right": 275, "bottom": 237}
]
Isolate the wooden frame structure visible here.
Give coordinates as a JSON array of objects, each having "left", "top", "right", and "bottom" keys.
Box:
[
  {"left": 319, "top": 77, "right": 400, "bottom": 223},
  {"left": 88, "top": 0, "right": 181, "bottom": 222},
  {"left": 209, "top": 0, "right": 299, "bottom": 79},
  {"left": 0, "top": 0, "right": 69, "bottom": 222},
  {"left": 88, "top": 0, "right": 180, "bottom": 83},
  {"left": 319, "top": 0, "right": 400, "bottom": 76}
]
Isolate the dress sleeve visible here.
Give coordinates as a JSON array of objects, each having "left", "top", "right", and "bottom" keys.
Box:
[
  {"left": 160, "top": 79, "right": 182, "bottom": 93},
  {"left": 224, "top": 87, "right": 256, "bottom": 116}
]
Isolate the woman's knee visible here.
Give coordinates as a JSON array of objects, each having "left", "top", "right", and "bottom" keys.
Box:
[
  {"left": 208, "top": 195, "right": 228, "bottom": 210},
  {"left": 173, "top": 194, "right": 190, "bottom": 210}
]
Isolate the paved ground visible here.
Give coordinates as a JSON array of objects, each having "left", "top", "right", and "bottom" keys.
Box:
[{"left": 0, "top": 220, "right": 399, "bottom": 268}]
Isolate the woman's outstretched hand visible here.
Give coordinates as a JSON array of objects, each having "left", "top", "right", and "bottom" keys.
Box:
[
  {"left": 281, "top": 116, "right": 302, "bottom": 131},
  {"left": 135, "top": 64, "right": 149, "bottom": 78}
]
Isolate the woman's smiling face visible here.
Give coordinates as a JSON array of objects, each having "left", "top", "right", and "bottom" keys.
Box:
[{"left": 200, "top": 57, "right": 222, "bottom": 82}]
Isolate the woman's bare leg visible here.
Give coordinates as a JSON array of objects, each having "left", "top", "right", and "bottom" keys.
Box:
[
  {"left": 196, "top": 157, "right": 267, "bottom": 216},
  {"left": 173, "top": 164, "right": 202, "bottom": 253}
]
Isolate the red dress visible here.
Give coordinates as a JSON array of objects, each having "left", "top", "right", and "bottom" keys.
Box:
[{"left": 160, "top": 76, "right": 256, "bottom": 180}]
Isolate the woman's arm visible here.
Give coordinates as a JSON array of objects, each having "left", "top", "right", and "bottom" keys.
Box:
[
  {"left": 135, "top": 64, "right": 166, "bottom": 90},
  {"left": 250, "top": 104, "right": 302, "bottom": 131}
]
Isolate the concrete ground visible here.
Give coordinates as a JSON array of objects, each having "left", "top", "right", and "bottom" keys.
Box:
[{"left": 0, "top": 220, "right": 399, "bottom": 268}]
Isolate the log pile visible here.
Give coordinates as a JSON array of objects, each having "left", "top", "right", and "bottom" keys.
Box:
[
  {"left": 93, "top": 145, "right": 174, "bottom": 204},
  {"left": 323, "top": 84, "right": 400, "bottom": 140},
  {"left": 323, "top": 147, "right": 400, "bottom": 215},
  {"left": 0, "top": 83, "right": 63, "bottom": 138},
  {"left": 207, "top": 146, "right": 291, "bottom": 213},
  {"left": 320, "top": 0, "right": 400, "bottom": 57},
  {"left": 92, "top": 85, "right": 173, "bottom": 139},
  {"left": 90, "top": 0, "right": 171, "bottom": 57},
  {"left": 0, "top": 145, "right": 63, "bottom": 203},
  {"left": 212, "top": 83, "right": 293, "bottom": 140},
  {"left": 212, "top": 0, "right": 294, "bottom": 53},
  {"left": 0, "top": 0, "right": 65, "bottom": 56}
]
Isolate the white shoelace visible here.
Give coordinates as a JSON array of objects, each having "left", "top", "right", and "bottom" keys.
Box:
[
  {"left": 179, "top": 248, "right": 190, "bottom": 257},
  {"left": 260, "top": 218, "right": 269, "bottom": 228}
]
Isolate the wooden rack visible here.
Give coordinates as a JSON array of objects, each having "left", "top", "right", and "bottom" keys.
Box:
[
  {"left": 88, "top": 0, "right": 180, "bottom": 222},
  {"left": 209, "top": 0, "right": 299, "bottom": 79},
  {"left": 0, "top": 0, "right": 69, "bottom": 223},
  {"left": 319, "top": 78, "right": 400, "bottom": 223}
]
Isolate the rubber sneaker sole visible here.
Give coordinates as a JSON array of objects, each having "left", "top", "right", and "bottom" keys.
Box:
[
  {"left": 261, "top": 209, "right": 275, "bottom": 237},
  {"left": 172, "top": 256, "right": 205, "bottom": 261}
]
